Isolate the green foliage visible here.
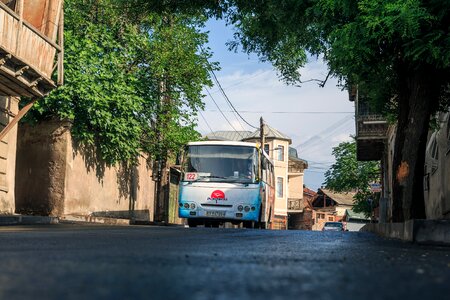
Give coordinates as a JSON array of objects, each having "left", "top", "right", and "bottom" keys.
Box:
[
  {"left": 25, "top": 0, "right": 215, "bottom": 165},
  {"left": 224, "top": 0, "right": 450, "bottom": 108},
  {"left": 324, "top": 139, "right": 380, "bottom": 216}
]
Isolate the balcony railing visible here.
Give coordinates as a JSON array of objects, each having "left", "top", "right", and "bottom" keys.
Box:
[
  {"left": 0, "top": 1, "right": 63, "bottom": 97},
  {"left": 354, "top": 98, "right": 387, "bottom": 160},
  {"left": 288, "top": 198, "right": 303, "bottom": 211},
  {"left": 356, "top": 114, "right": 388, "bottom": 139}
]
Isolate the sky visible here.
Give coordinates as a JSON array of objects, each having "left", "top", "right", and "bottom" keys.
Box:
[{"left": 196, "top": 19, "right": 355, "bottom": 191}]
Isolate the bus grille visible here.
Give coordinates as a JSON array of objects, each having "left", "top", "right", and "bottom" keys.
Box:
[{"left": 201, "top": 204, "right": 233, "bottom": 208}]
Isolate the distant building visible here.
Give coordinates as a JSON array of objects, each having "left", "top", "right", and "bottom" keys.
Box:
[
  {"left": 344, "top": 209, "right": 371, "bottom": 231},
  {"left": 288, "top": 186, "right": 315, "bottom": 230},
  {"left": 311, "top": 188, "right": 355, "bottom": 231}
]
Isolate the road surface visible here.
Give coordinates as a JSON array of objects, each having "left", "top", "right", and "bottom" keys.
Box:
[{"left": 0, "top": 224, "right": 449, "bottom": 300}]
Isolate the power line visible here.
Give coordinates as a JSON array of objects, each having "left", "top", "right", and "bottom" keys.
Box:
[
  {"left": 208, "top": 70, "right": 272, "bottom": 95},
  {"left": 199, "top": 44, "right": 258, "bottom": 130},
  {"left": 205, "top": 88, "right": 243, "bottom": 137},
  {"left": 209, "top": 69, "right": 259, "bottom": 130},
  {"left": 198, "top": 110, "right": 215, "bottom": 136},
  {"left": 205, "top": 110, "right": 353, "bottom": 114},
  {"left": 294, "top": 115, "right": 353, "bottom": 151}
]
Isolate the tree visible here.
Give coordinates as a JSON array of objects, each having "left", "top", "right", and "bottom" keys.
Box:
[
  {"left": 53, "top": 0, "right": 450, "bottom": 220},
  {"left": 324, "top": 140, "right": 381, "bottom": 217},
  {"left": 25, "top": 0, "right": 216, "bottom": 165},
  {"left": 221, "top": 0, "right": 450, "bottom": 221}
]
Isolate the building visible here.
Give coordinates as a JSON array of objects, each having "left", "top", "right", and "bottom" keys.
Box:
[
  {"left": 0, "top": 0, "right": 63, "bottom": 214},
  {"left": 423, "top": 112, "right": 450, "bottom": 219},
  {"left": 311, "top": 188, "right": 355, "bottom": 231},
  {"left": 288, "top": 186, "right": 315, "bottom": 230},
  {"left": 286, "top": 148, "right": 309, "bottom": 229},
  {"left": 351, "top": 88, "right": 450, "bottom": 221},
  {"left": 344, "top": 209, "right": 371, "bottom": 231}
]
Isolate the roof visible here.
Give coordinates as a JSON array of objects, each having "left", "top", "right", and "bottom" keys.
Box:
[
  {"left": 187, "top": 141, "right": 258, "bottom": 147},
  {"left": 345, "top": 209, "right": 370, "bottom": 221},
  {"left": 320, "top": 188, "right": 355, "bottom": 206},
  {"left": 243, "top": 124, "right": 292, "bottom": 143},
  {"left": 204, "top": 131, "right": 252, "bottom": 141},
  {"left": 303, "top": 187, "right": 317, "bottom": 197},
  {"left": 289, "top": 156, "right": 308, "bottom": 167}
]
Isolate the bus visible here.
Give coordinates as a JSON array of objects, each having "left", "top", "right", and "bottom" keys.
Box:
[{"left": 178, "top": 141, "right": 275, "bottom": 228}]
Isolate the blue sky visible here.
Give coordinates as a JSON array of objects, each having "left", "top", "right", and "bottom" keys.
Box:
[{"left": 198, "top": 19, "right": 355, "bottom": 190}]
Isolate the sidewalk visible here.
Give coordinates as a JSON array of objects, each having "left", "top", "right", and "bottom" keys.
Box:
[
  {"left": 361, "top": 219, "right": 450, "bottom": 246},
  {"left": 0, "top": 215, "right": 59, "bottom": 225}
]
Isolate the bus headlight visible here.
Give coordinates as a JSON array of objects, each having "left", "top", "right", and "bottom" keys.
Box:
[
  {"left": 190, "top": 203, "right": 196, "bottom": 210},
  {"left": 237, "top": 205, "right": 243, "bottom": 212},
  {"left": 184, "top": 203, "right": 190, "bottom": 209},
  {"left": 244, "top": 206, "right": 250, "bottom": 212}
]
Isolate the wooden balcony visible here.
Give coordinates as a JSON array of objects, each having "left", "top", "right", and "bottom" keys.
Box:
[
  {"left": 355, "top": 103, "right": 387, "bottom": 161},
  {"left": 0, "top": 0, "right": 63, "bottom": 98},
  {"left": 288, "top": 198, "right": 304, "bottom": 212}
]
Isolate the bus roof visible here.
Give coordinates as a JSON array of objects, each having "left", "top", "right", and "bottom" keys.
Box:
[{"left": 187, "top": 141, "right": 258, "bottom": 147}]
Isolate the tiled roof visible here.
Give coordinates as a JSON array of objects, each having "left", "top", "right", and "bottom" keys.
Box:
[
  {"left": 345, "top": 209, "right": 370, "bottom": 220},
  {"left": 243, "top": 124, "right": 292, "bottom": 143},
  {"left": 204, "top": 131, "right": 252, "bottom": 141},
  {"left": 303, "top": 187, "right": 317, "bottom": 196},
  {"left": 320, "top": 188, "right": 356, "bottom": 206}
]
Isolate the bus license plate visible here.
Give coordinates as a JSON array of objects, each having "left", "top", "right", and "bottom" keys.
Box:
[{"left": 205, "top": 211, "right": 225, "bottom": 218}]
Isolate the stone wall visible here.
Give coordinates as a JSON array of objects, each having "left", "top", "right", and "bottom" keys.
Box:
[
  {"left": 15, "top": 120, "right": 155, "bottom": 220},
  {"left": 0, "top": 96, "right": 18, "bottom": 214}
]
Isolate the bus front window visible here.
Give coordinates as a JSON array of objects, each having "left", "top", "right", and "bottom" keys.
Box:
[{"left": 183, "top": 145, "right": 258, "bottom": 183}]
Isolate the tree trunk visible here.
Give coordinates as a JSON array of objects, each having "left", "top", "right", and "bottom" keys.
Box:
[{"left": 392, "top": 66, "right": 441, "bottom": 221}]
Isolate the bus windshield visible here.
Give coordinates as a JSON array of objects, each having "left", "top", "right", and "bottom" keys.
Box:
[{"left": 182, "top": 145, "right": 259, "bottom": 183}]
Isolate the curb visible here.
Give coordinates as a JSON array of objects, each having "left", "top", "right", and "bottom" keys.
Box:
[
  {"left": 0, "top": 215, "right": 59, "bottom": 225},
  {"left": 361, "top": 219, "right": 450, "bottom": 246},
  {"left": 61, "top": 214, "right": 131, "bottom": 225}
]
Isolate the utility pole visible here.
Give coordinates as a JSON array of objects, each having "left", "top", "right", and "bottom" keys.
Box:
[{"left": 259, "top": 117, "right": 265, "bottom": 179}]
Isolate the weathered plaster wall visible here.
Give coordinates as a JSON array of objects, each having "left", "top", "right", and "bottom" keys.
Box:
[
  {"left": 16, "top": 120, "right": 155, "bottom": 220},
  {"left": 15, "top": 120, "right": 69, "bottom": 215},
  {"left": 288, "top": 174, "right": 303, "bottom": 199},
  {"left": 424, "top": 113, "right": 450, "bottom": 219},
  {"left": 64, "top": 146, "right": 155, "bottom": 221},
  {"left": 0, "top": 96, "right": 18, "bottom": 214}
]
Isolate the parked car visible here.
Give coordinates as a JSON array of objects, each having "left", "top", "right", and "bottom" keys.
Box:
[{"left": 322, "top": 222, "right": 345, "bottom": 231}]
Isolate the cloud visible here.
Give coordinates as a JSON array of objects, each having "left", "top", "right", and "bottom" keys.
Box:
[{"left": 200, "top": 21, "right": 355, "bottom": 190}]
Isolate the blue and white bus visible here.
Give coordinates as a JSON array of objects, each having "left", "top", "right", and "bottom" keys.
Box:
[{"left": 178, "top": 141, "right": 275, "bottom": 228}]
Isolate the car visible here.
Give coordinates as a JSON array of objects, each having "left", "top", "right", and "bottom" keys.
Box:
[{"left": 322, "top": 222, "right": 345, "bottom": 231}]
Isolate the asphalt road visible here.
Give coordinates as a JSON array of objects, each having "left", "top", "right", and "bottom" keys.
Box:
[{"left": 0, "top": 224, "right": 449, "bottom": 300}]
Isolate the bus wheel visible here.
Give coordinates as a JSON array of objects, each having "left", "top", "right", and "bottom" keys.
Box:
[
  {"left": 188, "top": 219, "right": 198, "bottom": 228},
  {"left": 243, "top": 221, "right": 253, "bottom": 229},
  {"left": 211, "top": 222, "right": 219, "bottom": 228}
]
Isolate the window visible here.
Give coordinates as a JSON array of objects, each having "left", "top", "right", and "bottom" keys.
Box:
[
  {"left": 264, "top": 144, "right": 270, "bottom": 155},
  {"left": 328, "top": 216, "right": 334, "bottom": 221},
  {"left": 276, "top": 177, "right": 284, "bottom": 198},
  {"left": 277, "top": 145, "right": 284, "bottom": 161}
]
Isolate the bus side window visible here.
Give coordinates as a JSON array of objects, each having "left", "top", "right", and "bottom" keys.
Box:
[
  {"left": 270, "top": 165, "right": 275, "bottom": 186},
  {"left": 262, "top": 161, "right": 267, "bottom": 182}
]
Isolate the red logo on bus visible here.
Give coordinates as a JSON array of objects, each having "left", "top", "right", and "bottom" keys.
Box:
[
  {"left": 211, "top": 190, "right": 225, "bottom": 199},
  {"left": 207, "top": 190, "right": 227, "bottom": 202}
]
